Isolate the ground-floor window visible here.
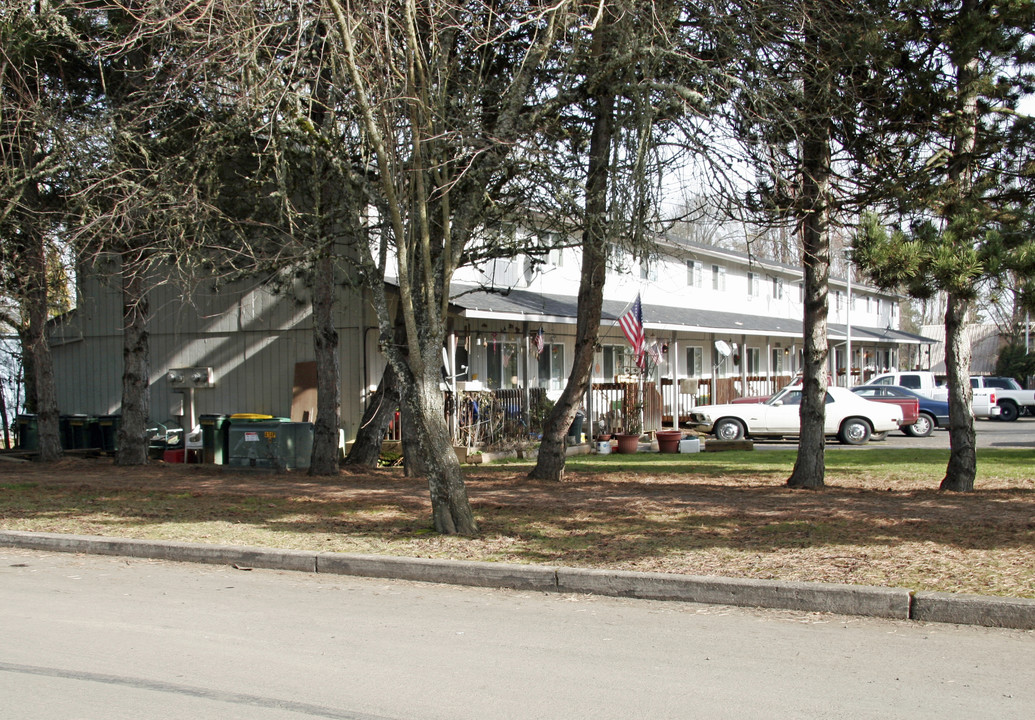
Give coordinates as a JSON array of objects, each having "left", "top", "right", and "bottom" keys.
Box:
[
  {"left": 771, "top": 347, "right": 786, "bottom": 374},
  {"left": 537, "top": 343, "right": 565, "bottom": 391},
  {"left": 594, "top": 345, "right": 631, "bottom": 381},
  {"left": 486, "top": 340, "right": 520, "bottom": 389},
  {"left": 746, "top": 347, "right": 760, "bottom": 374},
  {"left": 686, "top": 346, "right": 703, "bottom": 377}
]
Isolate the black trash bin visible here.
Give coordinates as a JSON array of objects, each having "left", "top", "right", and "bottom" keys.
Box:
[
  {"left": 567, "top": 410, "right": 585, "bottom": 444},
  {"left": 15, "top": 414, "right": 38, "bottom": 451},
  {"left": 65, "top": 415, "right": 100, "bottom": 449},
  {"left": 97, "top": 415, "right": 121, "bottom": 453},
  {"left": 200, "top": 414, "right": 231, "bottom": 464}
]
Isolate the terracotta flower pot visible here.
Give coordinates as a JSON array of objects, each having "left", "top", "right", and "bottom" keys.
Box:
[
  {"left": 655, "top": 430, "right": 682, "bottom": 454},
  {"left": 615, "top": 433, "right": 641, "bottom": 454}
]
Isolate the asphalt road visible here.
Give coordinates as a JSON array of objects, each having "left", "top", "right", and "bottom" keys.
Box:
[
  {"left": 2, "top": 549, "right": 1032, "bottom": 720},
  {"left": 750, "top": 417, "right": 1035, "bottom": 450}
]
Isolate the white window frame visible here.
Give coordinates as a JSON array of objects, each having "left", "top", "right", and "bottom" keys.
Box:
[
  {"left": 537, "top": 343, "right": 565, "bottom": 391},
  {"left": 746, "top": 347, "right": 761, "bottom": 374},
  {"left": 486, "top": 340, "right": 521, "bottom": 389},
  {"left": 712, "top": 264, "right": 726, "bottom": 291},
  {"left": 686, "top": 346, "right": 703, "bottom": 377},
  {"left": 686, "top": 259, "right": 702, "bottom": 288},
  {"left": 747, "top": 271, "right": 759, "bottom": 297},
  {"left": 594, "top": 345, "right": 631, "bottom": 381}
]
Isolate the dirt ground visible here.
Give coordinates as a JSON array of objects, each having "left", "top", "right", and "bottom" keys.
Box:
[{"left": 1, "top": 455, "right": 1033, "bottom": 598}]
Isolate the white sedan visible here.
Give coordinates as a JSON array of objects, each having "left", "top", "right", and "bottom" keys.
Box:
[{"left": 689, "top": 386, "right": 903, "bottom": 445}]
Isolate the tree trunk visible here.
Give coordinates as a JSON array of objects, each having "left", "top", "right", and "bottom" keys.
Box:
[
  {"left": 345, "top": 360, "right": 400, "bottom": 468},
  {"left": 402, "top": 364, "right": 477, "bottom": 535},
  {"left": 0, "top": 376, "right": 9, "bottom": 449},
  {"left": 116, "top": 267, "right": 150, "bottom": 465},
  {"left": 347, "top": 305, "right": 407, "bottom": 467},
  {"left": 309, "top": 247, "right": 341, "bottom": 475},
  {"left": 20, "top": 184, "right": 61, "bottom": 462},
  {"left": 529, "top": 26, "right": 613, "bottom": 482},
  {"left": 787, "top": 48, "right": 832, "bottom": 489},
  {"left": 939, "top": 3, "right": 978, "bottom": 492},
  {"left": 940, "top": 292, "right": 977, "bottom": 491}
]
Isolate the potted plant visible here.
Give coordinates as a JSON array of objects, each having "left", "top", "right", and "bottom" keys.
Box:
[
  {"left": 615, "top": 409, "right": 642, "bottom": 454},
  {"left": 655, "top": 429, "right": 683, "bottom": 453}
]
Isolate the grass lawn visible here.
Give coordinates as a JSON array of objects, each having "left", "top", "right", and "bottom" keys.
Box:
[{"left": 1, "top": 448, "right": 1033, "bottom": 598}]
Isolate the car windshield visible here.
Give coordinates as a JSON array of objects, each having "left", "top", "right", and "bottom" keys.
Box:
[{"left": 768, "top": 389, "right": 802, "bottom": 406}]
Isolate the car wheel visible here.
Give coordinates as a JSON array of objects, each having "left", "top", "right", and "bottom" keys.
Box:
[
  {"left": 998, "top": 401, "right": 1019, "bottom": 422},
  {"left": 714, "top": 418, "right": 745, "bottom": 441},
  {"left": 838, "top": 418, "right": 871, "bottom": 445},
  {"left": 905, "top": 413, "right": 934, "bottom": 438}
]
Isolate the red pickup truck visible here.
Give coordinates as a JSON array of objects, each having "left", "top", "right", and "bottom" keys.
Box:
[{"left": 862, "top": 394, "right": 919, "bottom": 430}]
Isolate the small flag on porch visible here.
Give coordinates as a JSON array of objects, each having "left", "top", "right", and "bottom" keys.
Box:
[
  {"left": 619, "top": 294, "right": 645, "bottom": 370},
  {"left": 646, "top": 339, "right": 662, "bottom": 366},
  {"left": 532, "top": 327, "right": 544, "bottom": 357}
]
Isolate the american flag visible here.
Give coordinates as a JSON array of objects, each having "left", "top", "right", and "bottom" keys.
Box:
[
  {"left": 532, "top": 328, "right": 544, "bottom": 356},
  {"left": 619, "top": 295, "right": 645, "bottom": 369},
  {"left": 646, "top": 339, "right": 662, "bottom": 366}
]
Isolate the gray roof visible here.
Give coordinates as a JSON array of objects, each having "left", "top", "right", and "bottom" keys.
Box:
[{"left": 449, "top": 284, "right": 938, "bottom": 345}]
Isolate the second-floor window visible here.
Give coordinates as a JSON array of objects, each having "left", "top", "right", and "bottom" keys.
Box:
[
  {"left": 771, "top": 276, "right": 784, "bottom": 300},
  {"left": 687, "top": 260, "right": 702, "bottom": 287},
  {"left": 712, "top": 264, "right": 726, "bottom": 291},
  {"left": 747, "top": 271, "right": 760, "bottom": 297},
  {"left": 640, "top": 258, "right": 657, "bottom": 281}
]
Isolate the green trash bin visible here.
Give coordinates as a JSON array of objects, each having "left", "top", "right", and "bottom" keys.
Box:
[
  {"left": 97, "top": 415, "right": 120, "bottom": 453},
  {"left": 15, "top": 415, "right": 38, "bottom": 451},
  {"left": 200, "top": 414, "right": 231, "bottom": 464},
  {"left": 58, "top": 415, "right": 75, "bottom": 450}
]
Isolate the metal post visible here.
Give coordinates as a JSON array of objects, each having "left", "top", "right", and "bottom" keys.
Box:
[{"left": 845, "top": 254, "right": 853, "bottom": 387}]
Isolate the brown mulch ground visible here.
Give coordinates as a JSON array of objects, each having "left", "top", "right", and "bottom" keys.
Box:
[{"left": 1, "top": 455, "right": 1033, "bottom": 598}]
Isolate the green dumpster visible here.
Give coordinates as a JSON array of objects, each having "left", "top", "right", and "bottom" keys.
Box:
[
  {"left": 228, "top": 420, "right": 313, "bottom": 470},
  {"left": 200, "top": 414, "right": 231, "bottom": 464}
]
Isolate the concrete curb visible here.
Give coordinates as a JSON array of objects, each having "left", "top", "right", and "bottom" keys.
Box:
[
  {"left": 555, "top": 567, "right": 912, "bottom": 619},
  {"left": 2, "top": 530, "right": 1032, "bottom": 630}
]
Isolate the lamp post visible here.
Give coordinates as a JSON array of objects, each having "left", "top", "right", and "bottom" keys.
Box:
[{"left": 845, "top": 251, "right": 853, "bottom": 388}]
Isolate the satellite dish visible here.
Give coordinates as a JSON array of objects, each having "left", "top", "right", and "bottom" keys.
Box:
[{"left": 714, "top": 340, "right": 732, "bottom": 357}]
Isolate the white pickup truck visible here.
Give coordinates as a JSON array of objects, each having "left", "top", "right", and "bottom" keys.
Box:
[
  {"left": 970, "top": 376, "right": 1035, "bottom": 422},
  {"left": 864, "top": 371, "right": 1000, "bottom": 419}
]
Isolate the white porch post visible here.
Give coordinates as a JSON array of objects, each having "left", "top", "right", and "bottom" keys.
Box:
[{"left": 670, "top": 335, "right": 679, "bottom": 430}]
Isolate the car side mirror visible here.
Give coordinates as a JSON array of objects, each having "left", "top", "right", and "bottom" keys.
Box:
[{"left": 771, "top": 400, "right": 783, "bottom": 407}]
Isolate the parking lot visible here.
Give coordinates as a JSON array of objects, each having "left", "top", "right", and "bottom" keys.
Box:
[{"left": 751, "top": 418, "right": 1035, "bottom": 450}]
